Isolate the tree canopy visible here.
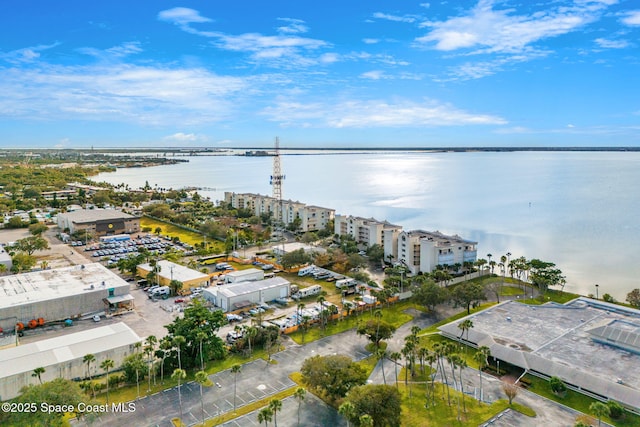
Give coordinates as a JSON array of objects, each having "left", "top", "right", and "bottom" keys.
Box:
[
  {"left": 301, "top": 354, "right": 368, "bottom": 400},
  {"left": 357, "top": 319, "right": 397, "bottom": 346},
  {"left": 344, "top": 384, "right": 401, "bottom": 427},
  {"left": 413, "top": 279, "right": 449, "bottom": 311},
  {"left": 165, "top": 299, "right": 226, "bottom": 369},
  {"left": 451, "top": 282, "right": 487, "bottom": 314}
]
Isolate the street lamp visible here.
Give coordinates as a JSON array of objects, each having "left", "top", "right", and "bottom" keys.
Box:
[{"left": 595, "top": 284, "right": 599, "bottom": 300}]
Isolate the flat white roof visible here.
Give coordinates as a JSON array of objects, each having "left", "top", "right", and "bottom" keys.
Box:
[
  {"left": 0, "top": 263, "right": 129, "bottom": 310},
  {"left": 0, "top": 322, "right": 141, "bottom": 378},
  {"left": 139, "top": 260, "right": 209, "bottom": 283},
  {"left": 58, "top": 208, "right": 136, "bottom": 223},
  {"left": 226, "top": 268, "right": 263, "bottom": 278},
  {"left": 439, "top": 298, "right": 640, "bottom": 410},
  {"left": 214, "top": 277, "right": 290, "bottom": 299}
]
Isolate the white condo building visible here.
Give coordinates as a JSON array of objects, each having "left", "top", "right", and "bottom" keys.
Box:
[
  {"left": 334, "top": 215, "right": 403, "bottom": 250},
  {"left": 397, "top": 230, "right": 478, "bottom": 275},
  {"left": 224, "top": 192, "right": 334, "bottom": 233}
]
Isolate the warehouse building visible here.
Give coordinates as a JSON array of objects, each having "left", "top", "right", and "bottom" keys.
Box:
[
  {"left": 203, "top": 277, "right": 290, "bottom": 312},
  {"left": 224, "top": 268, "right": 264, "bottom": 284},
  {"left": 0, "top": 322, "right": 141, "bottom": 400},
  {"left": 137, "top": 260, "right": 210, "bottom": 289},
  {"left": 0, "top": 263, "right": 132, "bottom": 333},
  {"left": 57, "top": 208, "right": 140, "bottom": 236}
]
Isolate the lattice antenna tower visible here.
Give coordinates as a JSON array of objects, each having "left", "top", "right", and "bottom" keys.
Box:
[{"left": 270, "top": 137, "right": 285, "bottom": 214}]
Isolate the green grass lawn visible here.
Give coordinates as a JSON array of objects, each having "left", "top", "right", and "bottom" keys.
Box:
[
  {"left": 288, "top": 300, "right": 421, "bottom": 345},
  {"left": 140, "top": 217, "right": 224, "bottom": 251},
  {"left": 524, "top": 375, "right": 640, "bottom": 427},
  {"left": 419, "top": 302, "right": 497, "bottom": 335}
]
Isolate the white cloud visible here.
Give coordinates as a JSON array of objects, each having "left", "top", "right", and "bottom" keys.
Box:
[
  {"left": 277, "top": 18, "right": 309, "bottom": 34},
  {"left": 158, "top": 7, "right": 212, "bottom": 26},
  {"left": 360, "top": 70, "right": 387, "bottom": 80},
  {"left": 163, "top": 132, "right": 207, "bottom": 142},
  {"left": 416, "top": 0, "right": 612, "bottom": 54},
  {"left": 79, "top": 42, "right": 143, "bottom": 59},
  {"left": 363, "top": 38, "right": 380, "bottom": 44},
  {"left": 0, "top": 42, "right": 60, "bottom": 64},
  {"left": 594, "top": 37, "right": 630, "bottom": 49},
  {"left": 621, "top": 10, "right": 640, "bottom": 26},
  {"left": 0, "top": 63, "right": 247, "bottom": 126},
  {"left": 262, "top": 98, "right": 507, "bottom": 128},
  {"left": 373, "top": 12, "right": 419, "bottom": 23}
]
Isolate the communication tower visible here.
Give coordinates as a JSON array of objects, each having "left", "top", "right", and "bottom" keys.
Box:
[{"left": 270, "top": 137, "right": 285, "bottom": 221}]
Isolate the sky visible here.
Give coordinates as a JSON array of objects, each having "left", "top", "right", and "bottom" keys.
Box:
[{"left": 1, "top": 0, "right": 639, "bottom": 148}]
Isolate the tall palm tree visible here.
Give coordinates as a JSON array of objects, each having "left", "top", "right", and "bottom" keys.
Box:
[
  {"left": 375, "top": 348, "right": 387, "bottom": 385},
  {"left": 316, "top": 295, "right": 327, "bottom": 331},
  {"left": 100, "top": 359, "right": 115, "bottom": 404},
  {"left": 389, "top": 351, "right": 401, "bottom": 389},
  {"left": 245, "top": 326, "right": 258, "bottom": 356},
  {"left": 83, "top": 353, "right": 96, "bottom": 380},
  {"left": 157, "top": 337, "right": 172, "bottom": 384},
  {"left": 173, "top": 335, "right": 186, "bottom": 372},
  {"left": 257, "top": 407, "right": 273, "bottom": 427},
  {"left": 269, "top": 398, "right": 282, "bottom": 427},
  {"left": 231, "top": 364, "right": 242, "bottom": 412},
  {"left": 458, "top": 319, "right": 474, "bottom": 346},
  {"left": 338, "top": 401, "right": 356, "bottom": 427},
  {"left": 32, "top": 367, "right": 45, "bottom": 384},
  {"left": 133, "top": 342, "right": 142, "bottom": 398},
  {"left": 196, "top": 331, "right": 207, "bottom": 370},
  {"left": 425, "top": 350, "right": 438, "bottom": 406},
  {"left": 172, "top": 368, "right": 187, "bottom": 423},
  {"left": 294, "top": 387, "right": 306, "bottom": 427},
  {"left": 195, "top": 370, "right": 212, "bottom": 426},
  {"left": 473, "top": 346, "right": 490, "bottom": 402}
]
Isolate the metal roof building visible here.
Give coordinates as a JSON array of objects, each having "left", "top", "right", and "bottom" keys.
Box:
[
  {"left": 203, "top": 277, "right": 290, "bottom": 312},
  {"left": 57, "top": 208, "right": 140, "bottom": 236},
  {"left": 0, "top": 322, "right": 141, "bottom": 400},
  {"left": 0, "top": 263, "right": 132, "bottom": 333},
  {"left": 438, "top": 298, "right": 640, "bottom": 412}
]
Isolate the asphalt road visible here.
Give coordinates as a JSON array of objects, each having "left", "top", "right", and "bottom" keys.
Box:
[{"left": 72, "top": 327, "right": 370, "bottom": 427}]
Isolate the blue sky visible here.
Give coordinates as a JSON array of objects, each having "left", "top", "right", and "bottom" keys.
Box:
[{"left": 1, "top": 0, "right": 639, "bottom": 148}]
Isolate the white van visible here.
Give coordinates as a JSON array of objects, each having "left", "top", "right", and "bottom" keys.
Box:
[{"left": 149, "top": 286, "right": 171, "bottom": 299}]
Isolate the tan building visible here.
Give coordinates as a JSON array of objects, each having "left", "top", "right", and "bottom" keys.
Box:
[
  {"left": 224, "top": 192, "right": 334, "bottom": 232},
  {"left": 137, "top": 260, "right": 210, "bottom": 289},
  {"left": 57, "top": 209, "right": 140, "bottom": 236},
  {"left": 334, "top": 214, "right": 402, "bottom": 253},
  {"left": 398, "top": 230, "right": 477, "bottom": 274}
]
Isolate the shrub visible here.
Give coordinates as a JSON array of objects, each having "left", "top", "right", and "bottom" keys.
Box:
[{"left": 608, "top": 401, "right": 624, "bottom": 419}]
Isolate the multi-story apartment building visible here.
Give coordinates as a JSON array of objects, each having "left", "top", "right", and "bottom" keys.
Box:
[
  {"left": 397, "top": 230, "right": 478, "bottom": 275},
  {"left": 334, "top": 215, "right": 403, "bottom": 252},
  {"left": 224, "top": 192, "right": 334, "bottom": 233}
]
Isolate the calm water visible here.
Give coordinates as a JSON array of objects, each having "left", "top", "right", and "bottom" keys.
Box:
[{"left": 94, "top": 151, "right": 640, "bottom": 300}]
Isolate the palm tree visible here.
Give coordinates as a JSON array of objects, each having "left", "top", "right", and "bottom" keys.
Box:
[
  {"left": 590, "top": 401, "right": 610, "bottom": 427},
  {"left": 100, "top": 359, "right": 115, "bottom": 404},
  {"left": 195, "top": 370, "right": 212, "bottom": 426},
  {"left": 157, "top": 337, "right": 172, "bottom": 384},
  {"left": 172, "top": 368, "right": 187, "bottom": 423},
  {"left": 389, "top": 351, "right": 401, "bottom": 389},
  {"left": 269, "top": 398, "right": 282, "bottom": 427},
  {"left": 257, "top": 407, "right": 273, "bottom": 427},
  {"left": 173, "top": 335, "right": 186, "bottom": 372},
  {"left": 473, "top": 346, "right": 490, "bottom": 402},
  {"left": 231, "top": 364, "right": 242, "bottom": 412},
  {"left": 301, "top": 315, "right": 311, "bottom": 344},
  {"left": 317, "top": 295, "right": 327, "bottom": 331},
  {"left": 457, "top": 319, "right": 474, "bottom": 353},
  {"left": 245, "top": 326, "right": 258, "bottom": 357},
  {"left": 375, "top": 348, "right": 387, "bottom": 385},
  {"left": 133, "top": 342, "right": 142, "bottom": 398},
  {"left": 32, "top": 367, "right": 45, "bottom": 384},
  {"left": 83, "top": 353, "right": 96, "bottom": 380},
  {"left": 196, "top": 331, "right": 207, "bottom": 370},
  {"left": 294, "top": 387, "right": 306, "bottom": 426},
  {"left": 338, "top": 401, "right": 356, "bottom": 427}
]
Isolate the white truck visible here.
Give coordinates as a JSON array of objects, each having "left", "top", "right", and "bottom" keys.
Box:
[{"left": 149, "top": 286, "right": 171, "bottom": 299}]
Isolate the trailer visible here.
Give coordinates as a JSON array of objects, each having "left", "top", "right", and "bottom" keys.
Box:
[
  {"left": 297, "top": 265, "right": 317, "bottom": 276},
  {"left": 292, "top": 284, "right": 322, "bottom": 300}
]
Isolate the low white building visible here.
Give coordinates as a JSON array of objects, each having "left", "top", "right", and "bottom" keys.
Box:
[
  {"left": 0, "top": 322, "right": 141, "bottom": 400},
  {"left": 271, "top": 242, "right": 326, "bottom": 257},
  {"left": 57, "top": 208, "right": 140, "bottom": 236},
  {"left": 224, "top": 268, "right": 264, "bottom": 284},
  {"left": 203, "top": 277, "right": 290, "bottom": 312},
  {"left": 0, "top": 245, "right": 12, "bottom": 271},
  {"left": 0, "top": 263, "right": 132, "bottom": 333}
]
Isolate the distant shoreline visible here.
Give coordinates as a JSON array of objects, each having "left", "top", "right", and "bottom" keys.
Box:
[{"left": 3, "top": 146, "right": 640, "bottom": 153}]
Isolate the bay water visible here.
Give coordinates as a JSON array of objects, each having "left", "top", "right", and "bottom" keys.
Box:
[{"left": 94, "top": 150, "right": 640, "bottom": 300}]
